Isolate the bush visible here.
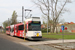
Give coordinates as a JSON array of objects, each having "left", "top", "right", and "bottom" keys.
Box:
[{"left": 41, "top": 28, "right": 50, "bottom": 33}]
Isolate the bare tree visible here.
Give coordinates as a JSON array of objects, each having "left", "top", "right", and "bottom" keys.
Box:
[
  {"left": 32, "top": 0, "right": 71, "bottom": 33},
  {"left": 51, "top": 0, "right": 71, "bottom": 33},
  {"left": 32, "top": 0, "right": 52, "bottom": 33}
]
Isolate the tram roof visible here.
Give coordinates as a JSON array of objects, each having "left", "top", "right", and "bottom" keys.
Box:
[
  {"left": 25, "top": 17, "right": 40, "bottom": 22},
  {"left": 14, "top": 23, "right": 23, "bottom": 26},
  {"left": 10, "top": 25, "right": 14, "bottom": 28},
  {"left": 6, "top": 26, "right": 10, "bottom": 28}
]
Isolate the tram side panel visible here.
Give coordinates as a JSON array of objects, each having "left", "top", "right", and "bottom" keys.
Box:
[
  {"left": 9, "top": 25, "right": 15, "bottom": 36},
  {"left": 14, "top": 23, "right": 24, "bottom": 37},
  {"left": 6, "top": 26, "right": 11, "bottom": 35}
]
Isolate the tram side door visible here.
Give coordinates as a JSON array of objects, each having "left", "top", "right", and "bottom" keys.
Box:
[
  {"left": 14, "top": 26, "right": 18, "bottom": 36},
  {"left": 25, "top": 24, "right": 27, "bottom": 33}
]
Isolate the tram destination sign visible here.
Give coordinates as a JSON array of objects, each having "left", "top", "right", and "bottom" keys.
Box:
[{"left": 33, "top": 21, "right": 40, "bottom": 23}]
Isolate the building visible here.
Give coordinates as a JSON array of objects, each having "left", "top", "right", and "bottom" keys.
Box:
[{"left": 0, "top": 26, "right": 3, "bottom": 32}]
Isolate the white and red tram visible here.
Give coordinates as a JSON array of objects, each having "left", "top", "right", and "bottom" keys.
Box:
[{"left": 6, "top": 17, "right": 42, "bottom": 40}]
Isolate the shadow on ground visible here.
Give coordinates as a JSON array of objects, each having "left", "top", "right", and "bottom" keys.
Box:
[
  {"left": 16, "top": 37, "right": 57, "bottom": 42},
  {"left": 7, "top": 34, "right": 57, "bottom": 42}
]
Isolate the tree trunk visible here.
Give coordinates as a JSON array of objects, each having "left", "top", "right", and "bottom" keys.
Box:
[
  {"left": 49, "top": 24, "right": 51, "bottom": 33},
  {"left": 56, "top": 26, "right": 58, "bottom": 33},
  {"left": 52, "top": 23, "right": 56, "bottom": 33}
]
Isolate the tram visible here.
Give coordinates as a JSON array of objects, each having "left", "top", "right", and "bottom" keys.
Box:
[{"left": 6, "top": 17, "right": 42, "bottom": 40}]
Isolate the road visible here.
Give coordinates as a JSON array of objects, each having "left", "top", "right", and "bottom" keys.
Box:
[
  {"left": 0, "top": 33, "right": 75, "bottom": 50},
  {"left": 0, "top": 33, "right": 33, "bottom": 50},
  {"left": 0, "top": 33, "right": 53, "bottom": 50}
]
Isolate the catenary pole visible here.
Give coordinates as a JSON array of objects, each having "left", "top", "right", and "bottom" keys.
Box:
[
  {"left": 22, "top": 6, "right": 24, "bottom": 22},
  {"left": 47, "top": 17, "right": 48, "bottom": 34}
]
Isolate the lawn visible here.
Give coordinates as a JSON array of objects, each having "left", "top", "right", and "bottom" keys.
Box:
[
  {"left": 42, "top": 32, "right": 75, "bottom": 35},
  {"left": 42, "top": 32, "right": 75, "bottom": 39}
]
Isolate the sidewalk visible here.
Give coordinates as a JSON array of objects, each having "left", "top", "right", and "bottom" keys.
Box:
[{"left": 19, "top": 39, "right": 75, "bottom": 46}]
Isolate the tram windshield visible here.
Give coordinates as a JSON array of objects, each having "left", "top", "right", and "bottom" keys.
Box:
[{"left": 28, "top": 21, "right": 41, "bottom": 31}]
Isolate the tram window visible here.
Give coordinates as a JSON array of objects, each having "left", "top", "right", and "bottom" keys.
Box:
[
  {"left": 31, "top": 24, "right": 41, "bottom": 31},
  {"left": 10, "top": 28, "right": 11, "bottom": 31},
  {"left": 16, "top": 26, "right": 18, "bottom": 32},
  {"left": 28, "top": 24, "right": 32, "bottom": 31},
  {"left": 28, "top": 23, "right": 41, "bottom": 31},
  {"left": 18, "top": 25, "right": 24, "bottom": 30},
  {"left": 6, "top": 28, "right": 9, "bottom": 31},
  {"left": 11, "top": 28, "right": 14, "bottom": 32},
  {"left": 25, "top": 24, "right": 27, "bottom": 30}
]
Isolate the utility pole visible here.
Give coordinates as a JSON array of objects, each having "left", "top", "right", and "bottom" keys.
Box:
[
  {"left": 8, "top": 18, "right": 9, "bottom": 26},
  {"left": 4, "top": 24, "right": 6, "bottom": 33},
  {"left": 22, "top": 6, "right": 24, "bottom": 22}
]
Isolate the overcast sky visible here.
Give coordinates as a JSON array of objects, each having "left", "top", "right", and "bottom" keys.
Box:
[{"left": 0, "top": 0, "right": 75, "bottom": 25}]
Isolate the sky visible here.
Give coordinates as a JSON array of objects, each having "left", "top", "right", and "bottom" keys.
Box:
[{"left": 0, "top": 0, "right": 75, "bottom": 25}]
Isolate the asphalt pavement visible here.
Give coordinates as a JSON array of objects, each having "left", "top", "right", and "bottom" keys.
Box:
[
  {"left": 1, "top": 33, "right": 75, "bottom": 50},
  {"left": 0, "top": 37, "right": 33, "bottom": 50}
]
